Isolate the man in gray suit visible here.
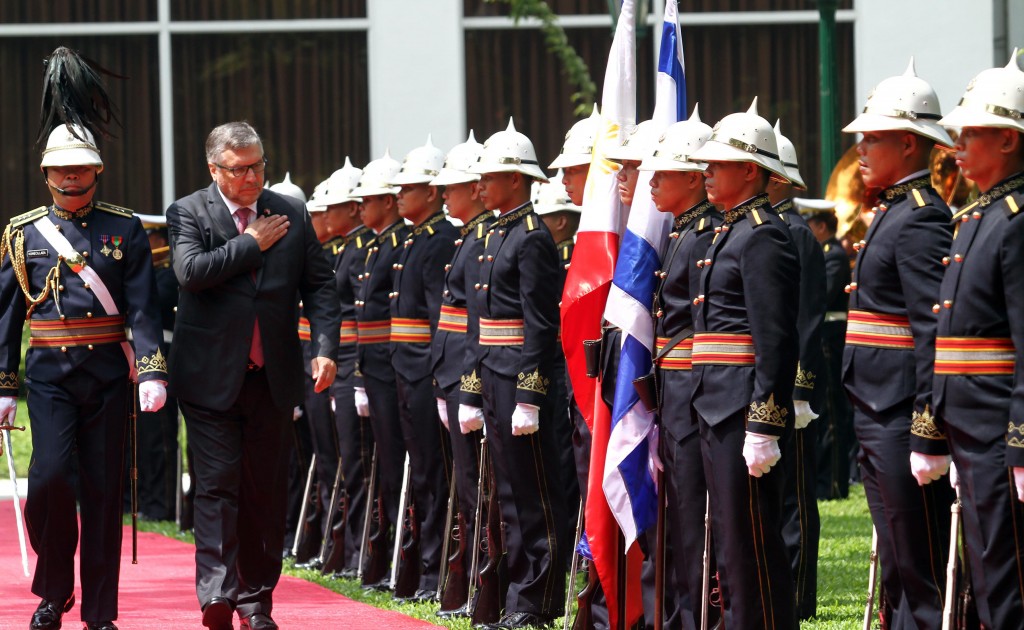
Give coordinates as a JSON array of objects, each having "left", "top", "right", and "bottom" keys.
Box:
[{"left": 166, "top": 122, "right": 341, "bottom": 630}]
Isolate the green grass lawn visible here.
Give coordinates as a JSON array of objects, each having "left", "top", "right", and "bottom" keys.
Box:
[{"left": 136, "top": 486, "right": 876, "bottom": 629}]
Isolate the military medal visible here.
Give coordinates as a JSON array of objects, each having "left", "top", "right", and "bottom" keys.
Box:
[
  {"left": 111, "top": 236, "right": 123, "bottom": 260},
  {"left": 100, "top": 234, "right": 112, "bottom": 257}
]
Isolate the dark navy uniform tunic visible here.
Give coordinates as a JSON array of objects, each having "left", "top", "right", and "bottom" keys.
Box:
[
  {"left": 0, "top": 201, "right": 166, "bottom": 623},
  {"left": 691, "top": 193, "right": 800, "bottom": 630},
  {"left": 653, "top": 199, "right": 720, "bottom": 630},
  {"left": 354, "top": 219, "right": 410, "bottom": 541},
  {"left": 841, "top": 174, "right": 954, "bottom": 629},
  {"left": 389, "top": 210, "right": 458, "bottom": 592},
  {"left": 474, "top": 201, "right": 566, "bottom": 617},
  {"left": 431, "top": 212, "right": 492, "bottom": 537},
  {"left": 933, "top": 173, "right": 1024, "bottom": 629},
  {"left": 326, "top": 225, "right": 373, "bottom": 572},
  {"left": 816, "top": 235, "right": 853, "bottom": 500},
  {"left": 774, "top": 198, "right": 826, "bottom": 620}
]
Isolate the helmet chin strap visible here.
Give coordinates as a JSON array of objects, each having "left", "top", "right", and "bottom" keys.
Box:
[{"left": 45, "top": 173, "right": 97, "bottom": 197}]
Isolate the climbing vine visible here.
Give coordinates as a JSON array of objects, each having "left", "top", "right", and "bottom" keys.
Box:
[{"left": 485, "top": 0, "right": 597, "bottom": 115}]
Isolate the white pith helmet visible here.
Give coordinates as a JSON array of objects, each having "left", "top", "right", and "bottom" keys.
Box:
[
  {"left": 40, "top": 124, "right": 103, "bottom": 171},
  {"left": 773, "top": 119, "right": 806, "bottom": 189},
  {"left": 689, "top": 97, "right": 791, "bottom": 182},
  {"left": 606, "top": 119, "right": 660, "bottom": 163},
  {"left": 390, "top": 135, "right": 446, "bottom": 186},
  {"left": 548, "top": 107, "right": 600, "bottom": 169},
  {"left": 940, "top": 49, "right": 1024, "bottom": 134},
  {"left": 431, "top": 131, "right": 484, "bottom": 187},
  {"left": 467, "top": 118, "right": 549, "bottom": 183},
  {"left": 793, "top": 197, "right": 838, "bottom": 218},
  {"left": 269, "top": 172, "right": 306, "bottom": 203},
  {"left": 533, "top": 171, "right": 581, "bottom": 215},
  {"left": 306, "top": 179, "right": 329, "bottom": 214},
  {"left": 320, "top": 157, "right": 364, "bottom": 205},
  {"left": 350, "top": 149, "right": 401, "bottom": 198},
  {"left": 843, "top": 58, "right": 953, "bottom": 147},
  {"left": 638, "top": 104, "right": 712, "bottom": 172}
]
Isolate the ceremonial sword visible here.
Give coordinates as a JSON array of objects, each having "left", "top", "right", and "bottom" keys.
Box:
[{"left": 1, "top": 425, "right": 30, "bottom": 577}]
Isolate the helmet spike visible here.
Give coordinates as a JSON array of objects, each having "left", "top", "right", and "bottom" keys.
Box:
[
  {"left": 1008, "top": 48, "right": 1022, "bottom": 71},
  {"left": 343, "top": 156, "right": 353, "bottom": 168},
  {"left": 467, "top": 129, "right": 477, "bottom": 144},
  {"left": 774, "top": 119, "right": 782, "bottom": 135},
  {"left": 690, "top": 102, "right": 701, "bottom": 123},
  {"left": 747, "top": 96, "right": 759, "bottom": 116},
  {"left": 506, "top": 118, "right": 517, "bottom": 133},
  {"left": 903, "top": 56, "right": 917, "bottom": 77}
]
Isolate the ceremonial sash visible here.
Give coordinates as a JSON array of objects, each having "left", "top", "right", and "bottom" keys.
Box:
[
  {"left": 437, "top": 305, "right": 468, "bottom": 334},
  {"left": 935, "top": 337, "right": 1014, "bottom": 375},
  {"left": 29, "top": 315, "right": 127, "bottom": 348},
  {"left": 391, "top": 317, "right": 431, "bottom": 344},
  {"left": 357, "top": 319, "right": 391, "bottom": 345},
  {"left": 691, "top": 332, "right": 755, "bottom": 366},
  {"left": 479, "top": 318, "right": 524, "bottom": 346},
  {"left": 845, "top": 310, "right": 914, "bottom": 350}
]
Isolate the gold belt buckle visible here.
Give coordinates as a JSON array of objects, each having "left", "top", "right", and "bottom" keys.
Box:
[{"left": 63, "top": 253, "right": 86, "bottom": 273}]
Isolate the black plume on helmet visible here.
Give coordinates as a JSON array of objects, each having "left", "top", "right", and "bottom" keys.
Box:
[{"left": 36, "top": 46, "right": 123, "bottom": 150}]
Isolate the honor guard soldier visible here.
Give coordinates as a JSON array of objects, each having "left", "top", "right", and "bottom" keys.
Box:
[
  {"left": 796, "top": 198, "right": 853, "bottom": 501},
  {"left": 688, "top": 99, "right": 801, "bottom": 630},
  {"left": 841, "top": 59, "right": 955, "bottom": 629},
  {"left": 552, "top": 109, "right": 600, "bottom": 212},
  {"left": 531, "top": 175, "right": 582, "bottom": 560},
  {"left": 928, "top": 52, "right": 1024, "bottom": 629},
  {"left": 769, "top": 121, "right": 826, "bottom": 621},
  {"left": 466, "top": 120, "right": 567, "bottom": 629},
  {"left": 0, "top": 48, "right": 168, "bottom": 630},
  {"left": 428, "top": 132, "right": 492, "bottom": 615},
  {"left": 610, "top": 119, "right": 660, "bottom": 208},
  {"left": 350, "top": 151, "right": 410, "bottom": 588},
  {"left": 638, "top": 110, "right": 721, "bottom": 630},
  {"left": 319, "top": 159, "right": 373, "bottom": 577},
  {"left": 387, "top": 137, "right": 459, "bottom": 599}
]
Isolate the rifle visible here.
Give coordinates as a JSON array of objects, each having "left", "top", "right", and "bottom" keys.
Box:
[
  {"left": 292, "top": 453, "right": 319, "bottom": 562},
  {"left": 466, "top": 437, "right": 487, "bottom": 611},
  {"left": 359, "top": 447, "right": 390, "bottom": 586},
  {"left": 438, "top": 474, "right": 470, "bottom": 613},
  {"left": 437, "top": 473, "right": 456, "bottom": 600},
  {"left": 863, "top": 526, "right": 879, "bottom": 630},
  {"left": 129, "top": 381, "right": 139, "bottom": 564},
  {"left": 471, "top": 437, "right": 507, "bottom": 626},
  {"left": 572, "top": 560, "right": 598, "bottom": 630},
  {"left": 317, "top": 455, "right": 348, "bottom": 575},
  {"left": 564, "top": 498, "right": 585, "bottom": 630},
  {"left": 701, "top": 492, "right": 711, "bottom": 630},
  {"left": 390, "top": 454, "right": 420, "bottom": 597}
]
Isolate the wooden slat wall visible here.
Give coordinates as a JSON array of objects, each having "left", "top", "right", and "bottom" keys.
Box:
[{"left": 466, "top": 21, "right": 856, "bottom": 196}]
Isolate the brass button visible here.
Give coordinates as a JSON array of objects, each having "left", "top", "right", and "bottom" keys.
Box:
[
  {"left": 86, "top": 312, "right": 93, "bottom": 318},
  {"left": 696, "top": 260, "right": 705, "bottom": 268},
  {"left": 82, "top": 251, "right": 89, "bottom": 258},
  {"left": 972, "top": 211, "right": 982, "bottom": 220},
  {"left": 58, "top": 285, "right": 65, "bottom": 292},
  {"left": 478, "top": 255, "right": 484, "bottom": 262},
  {"left": 943, "top": 300, "right": 953, "bottom": 308},
  {"left": 692, "top": 297, "right": 700, "bottom": 306},
  {"left": 60, "top": 345, "right": 67, "bottom": 352},
  {"left": 714, "top": 227, "right": 722, "bottom": 234},
  {"left": 474, "top": 283, "right": 481, "bottom": 290},
  {"left": 844, "top": 284, "right": 852, "bottom": 294},
  {"left": 83, "top": 283, "right": 90, "bottom": 290},
  {"left": 81, "top": 222, "right": 88, "bottom": 228},
  {"left": 850, "top": 282, "right": 858, "bottom": 290},
  {"left": 962, "top": 216, "right": 969, "bottom": 223},
  {"left": 941, "top": 256, "right": 950, "bottom": 266},
  {"left": 656, "top": 309, "right": 664, "bottom": 318},
  {"left": 669, "top": 232, "right": 679, "bottom": 239},
  {"left": 443, "top": 290, "right": 450, "bottom": 297},
  {"left": 704, "top": 258, "right": 712, "bottom": 266},
  {"left": 932, "top": 303, "right": 941, "bottom": 313},
  {"left": 487, "top": 255, "right": 494, "bottom": 262},
  {"left": 953, "top": 254, "right": 963, "bottom": 263},
  {"left": 444, "top": 264, "right": 452, "bottom": 271},
  {"left": 87, "top": 344, "right": 94, "bottom": 351},
  {"left": 392, "top": 263, "right": 398, "bottom": 270},
  {"left": 481, "top": 284, "right": 489, "bottom": 290}
]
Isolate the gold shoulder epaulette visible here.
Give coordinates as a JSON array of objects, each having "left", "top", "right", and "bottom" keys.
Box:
[
  {"left": 93, "top": 201, "right": 134, "bottom": 218},
  {"left": 746, "top": 208, "right": 766, "bottom": 228},
  {"left": 951, "top": 200, "right": 979, "bottom": 223},
  {"left": 824, "top": 243, "right": 831, "bottom": 252},
  {"left": 911, "top": 188, "right": 928, "bottom": 208},
  {"left": 1005, "top": 194, "right": 1021, "bottom": 219},
  {"left": 525, "top": 214, "right": 538, "bottom": 232},
  {"left": 10, "top": 206, "right": 48, "bottom": 227},
  {"left": 476, "top": 223, "right": 486, "bottom": 239}
]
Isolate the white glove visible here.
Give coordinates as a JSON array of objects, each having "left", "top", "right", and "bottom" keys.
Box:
[
  {"left": 909, "top": 452, "right": 950, "bottom": 486},
  {"left": 1014, "top": 467, "right": 1024, "bottom": 503},
  {"left": 459, "top": 404, "right": 485, "bottom": 434},
  {"left": 293, "top": 406, "right": 304, "bottom": 421},
  {"left": 511, "top": 403, "right": 540, "bottom": 437},
  {"left": 138, "top": 380, "right": 167, "bottom": 413},
  {"left": 742, "top": 432, "right": 781, "bottom": 477},
  {"left": 354, "top": 387, "right": 370, "bottom": 417},
  {"left": 949, "top": 460, "right": 959, "bottom": 490},
  {"left": 0, "top": 397, "right": 16, "bottom": 426},
  {"left": 436, "top": 398, "right": 449, "bottom": 431},
  {"left": 793, "top": 400, "right": 819, "bottom": 430}
]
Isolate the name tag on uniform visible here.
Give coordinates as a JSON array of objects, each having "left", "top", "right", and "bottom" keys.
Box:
[{"left": 26, "top": 249, "right": 49, "bottom": 258}]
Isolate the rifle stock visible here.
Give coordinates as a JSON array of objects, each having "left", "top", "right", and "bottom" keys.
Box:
[
  {"left": 319, "top": 456, "right": 348, "bottom": 575},
  {"left": 471, "top": 439, "right": 506, "bottom": 626},
  {"left": 863, "top": 526, "right": 879, "bottom": 630},
  {"left": 391, "top": 454, "right": 420, "bottom": 598},
  {"left": 942, "top": 489, "right": 961, "bottom": 630},
  {"left": 292, "top": 454, "right": 321, "bottom": 563},
  {"left": 360, "top": 449, "right": 391, "bottom": 586}
]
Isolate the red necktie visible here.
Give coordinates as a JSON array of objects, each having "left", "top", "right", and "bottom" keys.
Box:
[{"left": 237, "top": 208, "right": 264, "bottom": 368}]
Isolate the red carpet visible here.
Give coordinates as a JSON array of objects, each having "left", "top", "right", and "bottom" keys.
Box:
[{"left": 0, "top": 500, "right": 440, "bottom": 629}]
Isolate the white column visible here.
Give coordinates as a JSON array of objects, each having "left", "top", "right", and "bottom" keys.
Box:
[
  {"left": 853, "top": 0, "right": 994, "bottom": 118},
  {"left": 366, "top": 0, "right": 466, "bottom": 159}
]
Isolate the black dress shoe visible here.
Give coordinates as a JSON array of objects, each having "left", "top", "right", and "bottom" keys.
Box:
[
  {"left": 436, "top": 603, "right": 471, "bottom": 619},
  {"left": 484, "top": 611, "right": 555, "bottom": 629},
  {"left": 336, "top": 566, "right": 358, "bottom": 579},
  {"left": 201, "top": 597, "right": 234, "bottom": 630},
  {"left": 239, "top": 613, "right": 278, "bottom": 630},
  {"left": 31, "top": 595, "right": 75, "bottom": 630},
  {"left": 83, "top": 623, "right": 118, "bottom": 630}
]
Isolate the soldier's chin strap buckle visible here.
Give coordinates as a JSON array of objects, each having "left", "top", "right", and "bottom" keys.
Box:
[{"left": 62, "top": 253, "right": 86, "bottom": 273}]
